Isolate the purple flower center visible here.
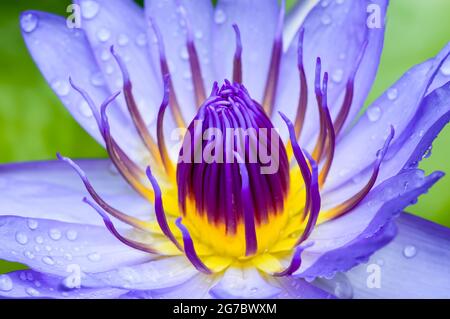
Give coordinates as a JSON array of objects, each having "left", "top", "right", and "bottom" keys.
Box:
[{"left": 176, "top": 81, "right": 289, "bottom": 255}]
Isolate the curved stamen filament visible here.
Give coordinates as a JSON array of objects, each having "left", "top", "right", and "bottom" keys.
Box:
[
  {"left": 298, "top": 150, "right": 320, "bottom": 245},
  {"left": 235, "top": 153, "right": 258, "bottom": 256},
  {"left": 273, "top": 242, "right": 313, "bottom": 277},
  {"left": 321, "top": 125, "right": 395, "bottom": 221},
  {"left": 175, "top": 218, "right": 212, "bottom": 274},
  {"left": 176, "top": 3, "right": 206, "bottom": 107},
  {"left": 69, "top": 78, "right": 140, "bottom": 175},
  {"left": 156, "top": 74, "right": 175, "bottom": 177},
  {"left": 232, "top": 24, "right": 243, "bottom": 84},
  {"left": 333, "top": 40, "right": 368, "bottom": 136},
  {"left": 146, "top": 167, "right": 182, "bottom": 251},
  {"left": 262, "top": 0, "right": 285, "bottom": 116},
  {"left": 100, "top": 94, "right": 154, "bottom": 199},
  {"left": 148, "top": 17, "right": 186, "bottom": 129},
  {"left": 279, "top": 111, "right": 311, "bottom": 219},
  {"left": 318, "top": 73, "right": 336, "bottom": 186},
  {"left": 312, "top": 57, "right": 327, "bottom": 161},
  {"left": 294, "top": 28, "right": 308, "bottom": 139},
  {"left": 110, "top": 46, "right": 163, "bottom": 167},
  {"left": 57, "top": 153, "right": 152, "bottom": 232},
  {"left": 83, "top": 197, "right": 160, "bottom": 255},
  {"left": 70, "top": 80, "right": 152, "bottom": 197}
]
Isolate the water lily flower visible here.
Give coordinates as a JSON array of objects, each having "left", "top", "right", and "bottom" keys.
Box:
[{"left": 1, "top": 0, "right": 450, "bottom": 299}]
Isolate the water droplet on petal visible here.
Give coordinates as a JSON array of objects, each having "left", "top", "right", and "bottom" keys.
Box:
[
  {"left": 214, "top": 9, "right": 227, "bottom": 24},
  {"left": 321, "top": 14, "right": 332, "bottom": 26},
  {"left": 331, "top": 69, "right": 343, "bottom": 83},
  {"left": 49, "top": 228, "right": 62, "bottom": 241},
  {"left": 66, "top": 230, "right": 78, "bottom": 241},
  {"left": 80, "top": 0, "right": 100, "bottom": 19},
  {"left": 136, "top": 33, "right": 147, "bottom": 47},
  {"left": 100, "top": 48, "right": 110, "bottom": 61},
  {"left": 51, "top": 80, "right": 70, "bottom": 97},
  {"left": 194, "top": 30, "right": 203, "bottom": 39},
  {"left": 97, "top": 28, "right": 111, "bottom": 42},
  {"left": 79, "top": 101, "right": 93, "bottom": 118},
  {"left": 387, "top": 88, "right": 398, "bottom": 101},
  {"left": 88, "top": 252, "right": 101, "bottom": 262},
  {"left": 403, "top": 245, "right": 417, "bottom": 259},
  {"left": 118, "top": 33, "right": 129, "bottom": 46},
  {"left": 422, "top": 145, "right": 432, "bottom": 159},
  {"left": 27, "top": 219, "right": 38, "bottom": 230},
  {"left": 35, "top": 236, "right": 44, "bottom": 244},
  {"left": 179, "top": 47, "right": 189, "bottom": 60},
  {"left": 24, "top": 251, "right": 35, "bottom": 259},
  {"left": 42, "top": 256, "right": 55, "bottom": 265},
  {"left": 321, "top": 0, "right": 330, "bottom": 7},
  {"left": 90, "top": 71, "right": 105, "bottom": 87},
  {"left": 15, "top": 232, "right": 29, "bottom": 245},
  {"left": 441, "top": 59, "right": 450, "bottom": 76},
  {"left": 0, "top": 275, "right": 13, "bottom": 292},
  {"left": 26, "top": 287, "right": 40, "bottom": 297},
  {"left": 21, "top": 13, "right": 39, "bottom": 33},
  {"left": 367, "top": 106, "right": 381, "bottom": 122}
]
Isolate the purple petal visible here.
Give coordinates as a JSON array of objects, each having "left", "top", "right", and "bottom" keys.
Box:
[
  {"left": 144, "top": 0, "right": 214, "bottom": 122},
  {"left": 212, "top": 0, "right": 279, "bottom": 101},
  {"left": 345, "top": 213, "right": 450, "bottom": 298},
  {"left": 0, "top": 269, "right": 125, "bottom": 299},
  {"left": 0, "top": 216, "right": 150, "bottom": 277},
  {"left": 20, "top": 10, "right": 143, "bottom": 161},
  {"left": 295, "top": 169, "right": 443, "bottom": 279},
  {"left": 325, "top": 80, "right": 450, "bottom": 205},
  {"left": 326, "top": 42, "right": 450, "bottom": 191},
  {"left": 283, "top": 0, "right": 317, "bottom": 46},
  {"left": 209, "top": 267, "right": 281, "bottom": 299},
  {"left": 120, "top": 274, "right": 214, "bottom": 299},
  {"left": 273, "top": 277, "right": 336, "bottom": 299},
  {"left": 73, "top": 0, "right": 167, "bottom": 147},
  {"left": 273, "top": 0, "right": 387, "bottom": 143},
  {"left": 81, "top": 257, "right": 198, "bottom": 291},
  {"left": 0, "top": 160, "right": 150, "bottom": 225}
]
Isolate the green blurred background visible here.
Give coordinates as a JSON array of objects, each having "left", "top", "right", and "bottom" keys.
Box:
[{"left": 0, "top": 0, "right": 449, "bottom": 274}]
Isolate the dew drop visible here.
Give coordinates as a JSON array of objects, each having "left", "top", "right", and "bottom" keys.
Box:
[
  {"left": 24, "top": 251, "right": 35, "bottom": 260},
  {"left": 42, "top": 256, "right": 55, "bottom": 265},
  {"left": 321, "top": 14, "right": 332, "bottom": 26},
  {"left": 90, "top": 71, "right": 105, "bottom": 87},
  {"left": 403, "top": 245, "right": 417, "bottom": 259},
  {"left": 88, "top": 252, "right": 101, "bottom": 262},
  {"left": 387, "top": 88, "right": 398, "bottom": 101},
  {"left": 100, "top": 48, "right": 110, "bottom": 61},
  {"left": 79, "top": 101, "right": 93, "bottom": 118},
  {"left": 136, "top": 33, "right": 147, "bottom": 47},
  {"left": 49, "top": 228, "right": 62, "bottom": 241},
  {"left": 366, "top": 106, "right": 381, "bottom": 122},
  {"left": 15, "top": 232, "right": 29, "bottom": 245},
  {"left": 338, "top": 52, "right": 346, "bottom": 60},
  {"left": 80, "top": 0, "right": 100, "bottom": 19},
  {"left": 331, "top": 69, "right": 343, "bottom": 83},
  {"left": 179, "top": 47, "right": 189, "bottom": 60},
  {"left": 321, "top": 0, "right": 330, "bottom": 7},
  {"left": 35, "top": 236, "right": 44, "bottom": 244},
  {"left": 51, "top": 80, "right": 70, "bottom": 97},
  {"left": 118, "top": 33, "right": 129, "bottom": 46},
  {"left": 440, "top": 59, "right": 450, "bottom": 76},
  {"left": 194, "top": 30, "right": 204, "bottom": 39},
  {"left": 26, "top": 287, "right": 40, "bottom": 297},
  {"left": 27, "top": 219, "right": 38, "bottom": 230},
  {"left": 97, "top": 27, "right": 111, "bottom": 42},
  {"left": 336, "top": 0, "right": 345, "bottom": 4},
  {"left": 0, "top": 275, "right": 13, "bottom": 292},
  {"left": 214, "top": 9, "right": 227, "bottom": 24},
  {"left": 66, "top": 230, "right": 78, "bottom": 241},
  {"left": 422, "top": 145, "right": 432, "bottom": 159},
  {"left": 21, "top": 13, "right": 39, "bottom": 33}
]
